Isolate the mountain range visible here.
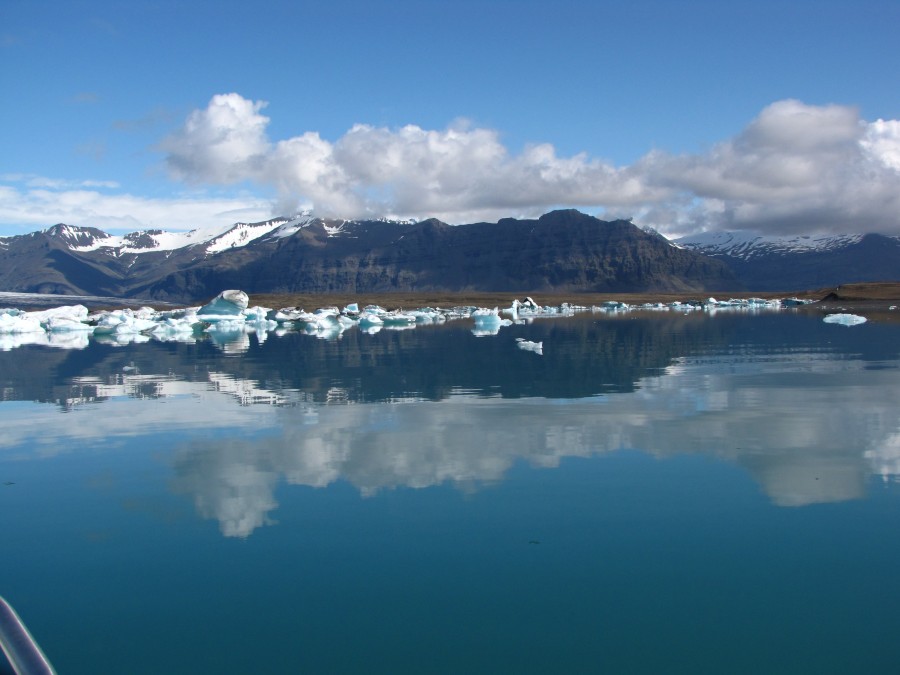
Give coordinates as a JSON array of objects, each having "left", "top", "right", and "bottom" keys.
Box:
[
  {"left": 675, "top": 230, "right": 900, "bottom": 291},
  {"left": 1, "top": 209, "right": 897, "bottom": 302}
]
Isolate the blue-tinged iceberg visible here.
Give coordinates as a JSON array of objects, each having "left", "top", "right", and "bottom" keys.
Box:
[
  {"left": 198, "top": 290, "right": 250, "bottom": 318},
  {"left": 823, "top": 313, "right": 867, "bottom": 326}
]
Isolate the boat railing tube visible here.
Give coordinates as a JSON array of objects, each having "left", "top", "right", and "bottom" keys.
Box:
[{"left": 0, "top": 597, "right": 56, "bottom": 675}]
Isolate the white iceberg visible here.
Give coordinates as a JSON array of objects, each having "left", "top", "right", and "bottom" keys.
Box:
[
  {"left": 516, "top": 338, "right": 544, "bottom": 355},
  {"left": 0, "top": 311, "right": 45, "bottom": 334},
  {"left": 92, "top": 309, "right": 159, "bottom": 335},
  {"left": 823, "top": 313, "right": 867, "bottom": 326},
  {"left": 472, "top": 307, "right": 503, "bottom": 327},
  {"left": 198, "top": 290, "right": 250, "bottom": 319}
]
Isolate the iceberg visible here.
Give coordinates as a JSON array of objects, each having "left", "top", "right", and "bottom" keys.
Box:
[
  {"left": 0, "top": 289, "right": 825, "bottom": 351},
  {"left": 472, "top": 307, "right": 503, "bottom": 327},
  {"left": 198, "top": 290, "right": 250, "bottom": 319},
  {"left": 357, "top": 311, "right": 384, "bottom": 328},
  {"left": 0, "top": 311, "right": 45, "bottom": 334},
  {"left": 31, "top": 305, "right": 93, "bottom": 333},
  {"left": 92, "top": 309, "right": 158, "bottom": 335},
  {"left": 516, "top": 338, "right": 544, "bottom": 355},
  {"left": 823, "top": 313, "right": 867, "bottom": 326}
]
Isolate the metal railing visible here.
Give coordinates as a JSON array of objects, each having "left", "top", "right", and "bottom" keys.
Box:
[{"left": 0, "top": 597, "right": 56, "bottom": 675}]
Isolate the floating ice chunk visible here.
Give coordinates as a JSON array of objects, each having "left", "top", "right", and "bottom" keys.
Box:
[
  {"left": 823, "top": 313, "right": 867, "bottom": 326},
  {"left": 358, "top": 311, "right": 384, "bottom": 328},
  {"left": 505, "top": 298, "right": 547, "bottom": 318},
  {"left": 44, "top": 315, "right": 94, "bottom": 332},
  {"left": 381, "top": 311, "right": 417, "bottom": 326},
  {"left": 409, "top": 308, "right": 444, "bottom": 323},
  {"left": 516, "top": 337, "right": 543, "bottom": 355},
  {"left": 26, "top": 304, "right": 89, "bottom": 324},
  {"left": 198, "top": 290, "right": 249, "bottom": 318},
  {"left": 241, "top": 306, "right": 271, "bottom": 322},
  {"left": 92, "top": 309, "right": 158, "bottom": 335},
  {"left": 472, "top": 307, "right": 503, "bottom": 326},
  {"left": 205, "top": 318, "right": 247, "bottom": 333},
  {"left": 0, "top": 311, "right": 45, "bottom": 334},
  {"left": 269, "top": 307, "right": 307, "bottom": 323},
  {"left": 151, "top": 314, "right": 203, "bottom": 336}
]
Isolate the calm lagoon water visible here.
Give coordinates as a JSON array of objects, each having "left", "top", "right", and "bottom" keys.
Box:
[{"left": 2, "top": 309, "right": 900, "bottom": 673}]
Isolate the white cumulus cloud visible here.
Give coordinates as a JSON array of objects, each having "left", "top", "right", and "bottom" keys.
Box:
[
  {"left": 3, "top": 94, "right": 899, "bottom": 236},
  {"left": 159, "top": 94, "right": 900, "bottom": 236},
  {"left": 161, "top": 93, "right": 271, "bottom": 184},
  {"left": 161, "top": 93, "right": 665, "bottom": 225},
  {"left": 647, "top": 100, "right": 900, "bottom": 234}
]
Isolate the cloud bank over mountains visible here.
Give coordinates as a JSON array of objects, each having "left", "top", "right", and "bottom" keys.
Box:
[
  {"left": 4, "top": 94, "right": 900, "bottom": 236},
  {"left": 163, "top": 94, "right": 900, "bottom": 236}
]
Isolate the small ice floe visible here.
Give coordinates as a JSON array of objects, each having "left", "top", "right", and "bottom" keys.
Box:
[
  {"left": 823, "top": 313, "right": 867, "bottom": 326},
  {"left": 92, "top": 309, "right": 158, "bottom": 335},
  {"left": 0, "top": 310, "right": 45, "bottom": 334},
  {"left": 268, "top": 307, "right": 306, "bottom": 324},
  {"left": 506, "top": 297, "right": 544, "bottom": 320},
  {"left": 705, "top": 297, "right": 781, "bottom": 310},
  {"left": 380, "top": 310, "right": 418, "bottom": 327},
  {"left": 408, "top": 308, "right": 445, "bottom": 324},
  {"left": 516, "top": 337, "right": 543, "bottom": 355},
  {"left": 357, "top": 310, "right": 384, "bottom": 328},
  {"left": 472, "top": 307, "right": 504, "bottom": 327},
  {"left": 598, "top": 300, "right": 630, "bottom": 312},
  {"left": 28, "top": 304, "right": 91, "bottom": 331}
]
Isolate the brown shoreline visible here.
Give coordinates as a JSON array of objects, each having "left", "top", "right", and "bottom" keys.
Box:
[{"left": 249, "top": 281, "right": 900, "bottom": 318}]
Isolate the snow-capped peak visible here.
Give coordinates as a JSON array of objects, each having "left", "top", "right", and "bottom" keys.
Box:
[
  {"left": 45, "top": 224, "right": 112, "bottom": 247},
  {"left": 269, "top": 215, "right": 320, "bottom": 239},
  {"left": 204, "top": 219, "right": 292, "bottom": 253},
  {"left": 675, "top": 230, "right": 866, "bottom": 259}
]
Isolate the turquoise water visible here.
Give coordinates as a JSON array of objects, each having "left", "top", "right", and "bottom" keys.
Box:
[{"left": 2, "top": 311, "right": 900, "bottom": 673}]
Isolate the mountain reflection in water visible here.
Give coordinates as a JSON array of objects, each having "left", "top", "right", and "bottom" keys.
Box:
[{"left": 2, "top": 311, "right": 899, "bottom": 538}]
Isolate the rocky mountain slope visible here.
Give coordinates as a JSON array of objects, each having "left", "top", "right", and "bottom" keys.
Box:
[
  {"left": 0, "top": 210, "right": 737, "bottom": 302},
  {"left": 676, "top": 231, "right": 900, "bottom": 291}
]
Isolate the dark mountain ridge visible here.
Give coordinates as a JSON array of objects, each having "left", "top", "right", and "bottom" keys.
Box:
[
  {"left": 0, "top": 210, "right": 737, "bottom": 303},
  {"left": 677, "top": 231, "right": 900, "bottom": 291}
]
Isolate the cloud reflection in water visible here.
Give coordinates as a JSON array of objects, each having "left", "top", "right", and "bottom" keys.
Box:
[
  {"left": 160, "top": 356, "right": 900, "bottom": 537},
  {"left": 2, "top": 331, "right": 899, "bottom": 537}
]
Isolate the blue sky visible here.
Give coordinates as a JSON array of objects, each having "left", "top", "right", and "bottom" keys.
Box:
[{"left": 1, "top": 0, "right": 899, "bottom": 237}]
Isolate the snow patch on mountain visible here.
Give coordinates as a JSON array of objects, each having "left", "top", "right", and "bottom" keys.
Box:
[
  {"left": 324, "top": 220, "right": 349, "bottom": 237},
  {"left": 45, "top": 224, "right": 113, "bottom": 248},
  {"left": 675, "top": 231, "right": 866, "bottom": 259},
  {"left": 61, "top": 218, "right": 295, "bottom": 256},
  {"left": 269, "top": 215, "right": 319, "bottom": 239},
  {"left": 68, "top": 222, "right": 236, "bottom": 254},
  {"left": 205, "top": 219, "right": 290, "bottom": 254}
]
